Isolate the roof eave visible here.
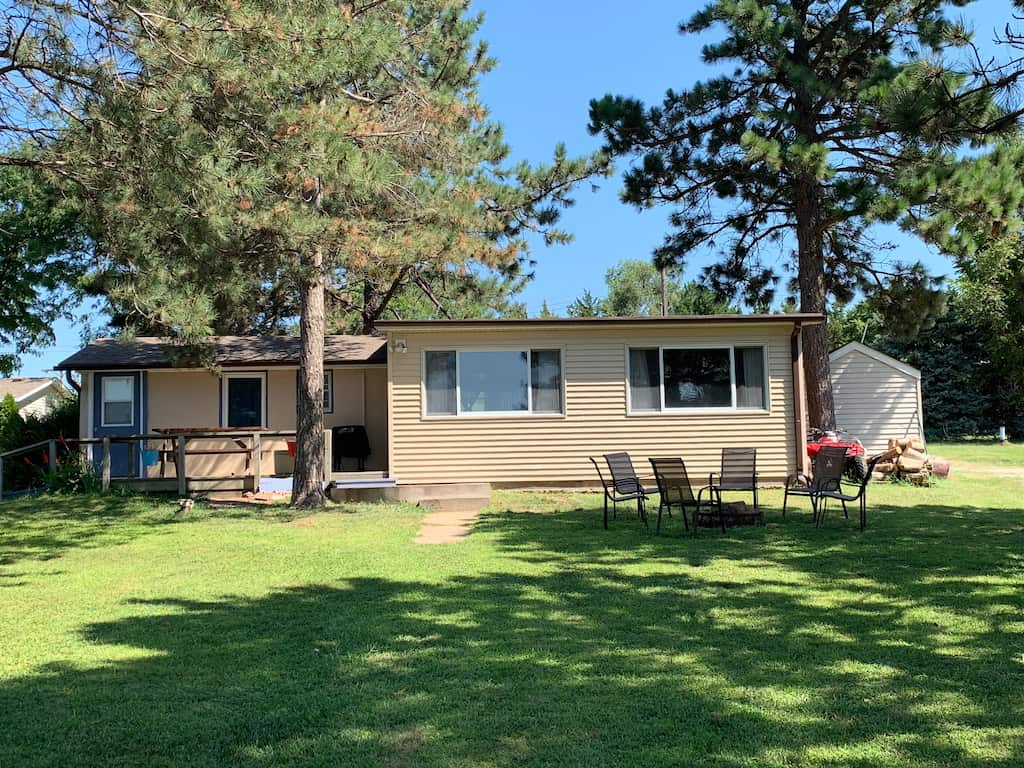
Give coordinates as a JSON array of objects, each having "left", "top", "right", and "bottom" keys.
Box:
[{"left": 375, "top": 313, "right": 825, "bottom": 330}]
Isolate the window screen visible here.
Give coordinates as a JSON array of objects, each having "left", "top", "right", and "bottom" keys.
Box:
[
  {"left": 735, "top": 346, "right": 767, "bottom": 409},
  {"left": 530, "top": 350, "right": 562, "bottom": 413},
  {"left": 629, "top": 348, "right": 661, "bottom": 411},
  {"left": 424, "top": 351, "right": 457, "bottom": 415}
]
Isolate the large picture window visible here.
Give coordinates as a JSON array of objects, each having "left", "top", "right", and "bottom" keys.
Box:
[
  {"left": 628, "top": 346, "right": 768, "bottom": 412},
  {"left": 424, "top": 349, "right": 563, "bottom": 416}
]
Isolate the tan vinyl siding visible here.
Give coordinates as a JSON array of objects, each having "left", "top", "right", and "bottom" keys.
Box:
[
  {"left": 831, "top": 350, "right": 923, "bottom": 455},
  {"left": 387, "top": 323, "right": 798, "bottom": 486}
]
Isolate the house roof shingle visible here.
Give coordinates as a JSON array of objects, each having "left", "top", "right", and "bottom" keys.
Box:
[
  {"left": 374, "top": 312, "right": 825, "bottom": 329},
  {"left": 55, "top": 336, "right": 387, "bottom": 371},
  {"left": 0, "top": 377, "right": 63, "bottom": 402}
]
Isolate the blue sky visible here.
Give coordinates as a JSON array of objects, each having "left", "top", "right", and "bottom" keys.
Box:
[{"left": 5, "top": 0, "right": 1017, "bottom": 377}]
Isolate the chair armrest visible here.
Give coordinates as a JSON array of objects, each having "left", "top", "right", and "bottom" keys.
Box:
[
  {"left": 786, "top": 473, "right": 810, "bottom": 488},
  {"left": 708, "top": 472, "right": 718, "bottom": 487}
]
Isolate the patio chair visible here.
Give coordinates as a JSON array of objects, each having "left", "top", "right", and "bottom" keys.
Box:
[
  {"left": 816, "top": 455, "right": 884, "bottom": 531},
  {"left": 783, "top": 445, "right": 847, "bottom": 521},
  {"left": 648, "top": 457, "right": 719, "bottom": 535},
  {"left": 589, "top": 453, "right": 651, "bottom": 530},
  {"left": 708, "top": 448, "right": 762, "bottom": 525}
]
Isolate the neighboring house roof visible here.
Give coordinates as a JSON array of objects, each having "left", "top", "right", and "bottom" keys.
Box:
[
  {"left": 829, "top": 341, "right": 921, "bottom": 380},
  {"left": 55, "top": 335, "right": 387, "bottom": 371},
  {"left": 0, "top": 377, "right": 67, "bottom": 403},
  {"left": 375, "top": 312, "right": 825, "bottom": 329}
]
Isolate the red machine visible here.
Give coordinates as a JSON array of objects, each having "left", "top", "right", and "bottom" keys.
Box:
[{"left": 806, "top": 428, "right": 868, "bottom": 481}]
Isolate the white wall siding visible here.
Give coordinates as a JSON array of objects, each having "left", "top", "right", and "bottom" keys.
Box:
[{"left": 831, "top": 349, "right": 923, "bottom": 455}]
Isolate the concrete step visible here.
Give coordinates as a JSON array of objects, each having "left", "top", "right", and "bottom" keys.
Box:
[{"left": 419, "top": 497, "right": 490, "bottom": 514}]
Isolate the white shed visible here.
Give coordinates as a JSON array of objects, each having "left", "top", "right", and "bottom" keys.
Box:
[{"left": 829, "top": 342, "right": 925, "bottom": 456}]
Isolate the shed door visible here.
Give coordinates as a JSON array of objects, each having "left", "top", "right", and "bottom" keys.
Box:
[{"left": 93, "top": 372, "right": 143, "bottom": 477}]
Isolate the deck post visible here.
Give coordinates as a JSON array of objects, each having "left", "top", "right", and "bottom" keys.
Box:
[
  {"left": 251, "top": 432, "right": 261, "bottom": 493},
  {"left": 48, "top": 439, "right": 57, "bottom": 476},
  {"left": 323, "top": 428, "right": 332, "bottom": 482},
  {"left": 127, "top": 441, "right": 136, "bottom": 479},
  {"left": 101, "top": 437, "right": 111, "bottom": 492},
  {"left": 176, "top": 436, "right": 188, "bottom": 497}
]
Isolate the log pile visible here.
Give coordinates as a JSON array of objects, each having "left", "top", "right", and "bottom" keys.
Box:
[{"left": 872, "top": 438, "right": 935, "bottom": 485}]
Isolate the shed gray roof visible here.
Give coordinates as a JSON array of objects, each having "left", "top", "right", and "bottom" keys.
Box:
[{"left": 56, "top": 335, "right": 387, "bottom": 371}]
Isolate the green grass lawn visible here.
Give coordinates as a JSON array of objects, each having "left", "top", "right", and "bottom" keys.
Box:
[
  {"left": 929, "top": 440, "right": 1024, "bottom": 468},
  {"left": 1, "top": 472, "right": 1023, "bottom": 767}
]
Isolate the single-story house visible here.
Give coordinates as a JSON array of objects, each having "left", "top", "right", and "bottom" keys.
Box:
[
  {"left": 0, "top": 377, "right": 70, "bottom": 419},
  {"left": 830, "top": 341, "right": 925, "bottom": 455},
  {"left": 55, "top": 314, "right": 823, "bottom": 490}
]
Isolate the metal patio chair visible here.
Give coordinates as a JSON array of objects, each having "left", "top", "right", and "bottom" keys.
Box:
[
  {"left": 783, "top": 445, "right": 847, "bottom": 521},
  {"left": 817, "top": 456, "right": 884, "bottom": 531},
  {"left": 589, "top": 452, "right": 652, "bottom": 529},
  {"left": 708, "top": 448, "right": 762, "bottom": 525},
  {"left": 648, "top": 457, "right": 719, "bottom": 535}
]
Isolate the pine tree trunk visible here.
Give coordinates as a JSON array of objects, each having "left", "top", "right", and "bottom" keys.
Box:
[
  {"left": 791, "top": 2, "right": 835, "bottom": 432},
  {"left": 291, "top": 246, "right": 326, "bottom": 508},
  {"left": 794, "top": 175, "right": 836, "bottom": 431}
]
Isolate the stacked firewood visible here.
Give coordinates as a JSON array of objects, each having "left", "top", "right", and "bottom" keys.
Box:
[{"left": 873, "top": 438, "right": 935, "bottom": 485}]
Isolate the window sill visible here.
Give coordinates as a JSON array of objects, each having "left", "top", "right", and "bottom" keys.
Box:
[
  {"left": 421, "top": 412, "right": 567, "bottom": 421},
  {"left": 626, "top": 408, "right": 771, "bottom": 417}
]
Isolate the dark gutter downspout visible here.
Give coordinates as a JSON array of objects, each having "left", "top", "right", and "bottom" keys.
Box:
[
  {"left": 64, "top": 369, "right": 81, "bottom": 396},
  {"left": 791, "top": 322, "right": 809, "bottom": 477}
]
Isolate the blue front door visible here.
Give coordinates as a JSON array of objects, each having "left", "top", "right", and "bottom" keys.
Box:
[{"left": 93, "top": 372, "right": 144, "bottom": 477}]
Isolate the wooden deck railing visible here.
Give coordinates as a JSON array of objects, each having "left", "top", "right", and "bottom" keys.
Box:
[{"left": 0, "top": 429, "right": 326, "bottom": 500}]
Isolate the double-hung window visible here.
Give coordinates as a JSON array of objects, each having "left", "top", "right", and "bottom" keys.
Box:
[
  {"left": 628, "top": 345, "right": 768, "bottom": 412},
  {"left": 424, "top": 349, "right": 563, "bottom": 416}
]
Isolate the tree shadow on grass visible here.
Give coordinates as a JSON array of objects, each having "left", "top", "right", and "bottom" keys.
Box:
[
  {"left": 0, "top": 494, "right": 306, "bottom": 574},
  {"left": 1, "top": 559, "right": 1021, "bottom": 766}
]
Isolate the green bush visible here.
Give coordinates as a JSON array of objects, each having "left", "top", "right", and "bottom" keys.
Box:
[
  {"left": 47, "top": 453, "right": 100, "bottom": 494},
  {"left": 0, "top": 393, "right": 80, "bottom": 494}
]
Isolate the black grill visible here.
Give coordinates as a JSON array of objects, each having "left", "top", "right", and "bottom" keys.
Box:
[{"left": 332, "top": 425, "right": 370, "bottom": 472}]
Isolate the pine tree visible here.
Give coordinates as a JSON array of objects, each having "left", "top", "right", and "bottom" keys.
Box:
[
  {"left": 0, "top": 165, "right": 89, "bottom": 375},
  {"left": 29, "top": 1, "right": 600, "bottom": 507},
  {"left": 566, "top": 259, "right": 737, "bottom": 317},
  {"left": 588, "top": 1, "right": 1022, "bottom": 429}
]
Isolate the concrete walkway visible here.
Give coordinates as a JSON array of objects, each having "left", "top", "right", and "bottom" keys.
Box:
[{"left": 414, "top": 507, "right": 482, "bottom": 544}]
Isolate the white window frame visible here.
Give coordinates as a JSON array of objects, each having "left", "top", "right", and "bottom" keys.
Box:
[
  {"left": 625, "top": 344, "right": 770, "bottom": 415},
  {"left": 421, "top": 347, "right": 566, "bottom": 419},
  {"left": 221, "top": 371, "right": 268, "bottom": 428},
  {"left": 323, "top": 370, "right": 334, "bottom": 414},
  {"left": 100, "top": 375, "right": 135, "bottom": 427}
]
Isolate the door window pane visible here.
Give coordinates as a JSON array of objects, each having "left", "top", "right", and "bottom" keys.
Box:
[
  {"left": 530, "top": 350, "right": 562, "bottom": 413},
  {"left": 101, "top": 376, "right": 134, "bottom": 426},
  {"left": 735, "top": 346, "right": 767, "bottom": 409},
  {"left": 425, "top": 351, "right": 456, "bottom": 415},
  {"left": 227, "top": 377, "right": 263, "bottom": 427},
  {"left": 629, "top": 348, "right": 661, "bottom": 411},
  {"left": 663, "top": 348, "right": 732, "bottom": 408},
  {"left": 459, "top": 351, "right": 528, "bottom": 413}
]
